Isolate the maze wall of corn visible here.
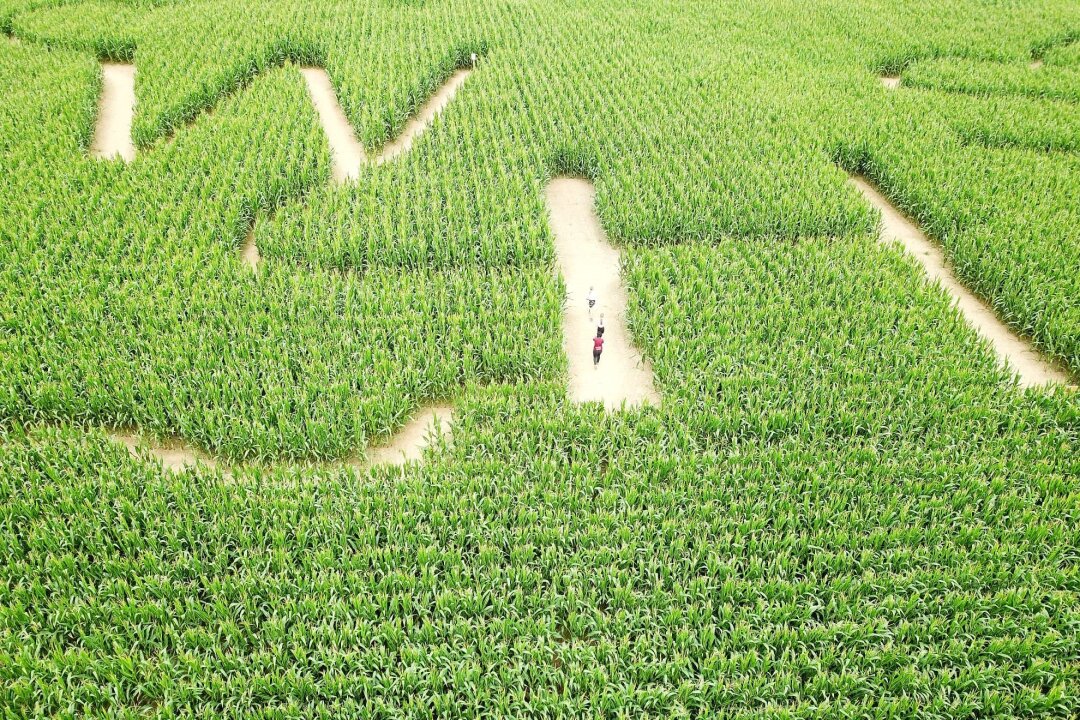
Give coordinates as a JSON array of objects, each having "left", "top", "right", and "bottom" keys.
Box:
[{"left": 1, "top": 0, "right": 1079, "bottom": 716}]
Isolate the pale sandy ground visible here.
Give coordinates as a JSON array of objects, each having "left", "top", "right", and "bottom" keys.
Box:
[
  {"left": 241, "top": 66, "right": 471, "bottom": 263},
  {"left": 90, "top": 63, "right": 135, "bottom": 161},
  {"left": 849, "top": 175, "right": 1075, "bottom": 389},
  {"left": 1030, "top": 59, "right": 1044, "bottom": 69},
  {"left": 111, "top": 432, "right": 221, "bottom": 474},
  {"left": 375, "top": 69, "right": 471, "bottom": 164},
  {"left": 109, "top": 405, "right": 453, "bottom": 475},
  {"left": 363, "top": 405, "right": 454, "bottom": 466},
  {"left": 881, "top": 75, "right": 900, "bottom": 89},
  {"left": 240, "top": 226, "right": 260, "bottom": 269},
  {"left": 300, "top": 66, "right": 471, "bottom": 182},
  {"left": 546, "top": 178, "right": 660, "bottom": 409}
]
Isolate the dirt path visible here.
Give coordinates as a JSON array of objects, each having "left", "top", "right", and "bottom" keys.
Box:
[
  {"left": 546, "top": 178, "right": 659, "bottom": 409},
  {"left": 90, "top": 63, "right": 135, "bottom": 161},
  {"left": 300, "top": 67, "right": 368, "bottom": 183},
  {"left": 109, "top": 405, "right": 454, "bottom": 475},
  {"left": 111, "top": 432, "right": 219, "bottom": 474},
  {"left": 364, "top": 405, "right": 454, "bottom": 466},
  {"left": 849, "top": 175, "right": 1074, "bottom": 389},
  {"left": 301, "top": 66, "right": 472, "bottom": 181},
  {"left": 881, "top": 75, "right": 900, "bottom": 89},
  {"left": 240, "top": 226, "right": 260, "bottom": 269},
  {"left": 79, "top": 60, "right": 472, "bottom": 265},
  {"left": 374, "top": 69, "right": 471, "bottom": 164}
]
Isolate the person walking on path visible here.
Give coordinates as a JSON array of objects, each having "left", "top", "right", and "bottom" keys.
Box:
[
  {"left": 596, "top": 313, "right": 605, "bottom": 337},
  {"left": 593, "top": 332, "right": 604, "bottom": 367},
  {"left": 586, "top": 286, "right": 597, "bottom": 318}
]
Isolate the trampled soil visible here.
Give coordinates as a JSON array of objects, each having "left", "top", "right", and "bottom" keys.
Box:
[
  {"left": 301, "top": 66, "right": 472, "bottom": 181},
  {"left": 365, "top": 405, "right": 454, "bottom": 465},
  {"left": 546, "top": 178, "right": 660, "bottom": 409},
  {"left": 90, "top": 63, "right": 135, "bottom": 162},
  {"left": 111, "top": 432, "right": 218, "bottom": 473},
  {"left": 375, "top": 69, "right": 471, "bottom": 163},
  {"left": 881, "top": 75, "right": 900, "bottom": 89},
  {"left": 241, "top": 226, "right": 260, "bottom": 269},
  {"left": 849, "top": 175, "right": 1074, "bottom": 389},
  {"left": 300, "top": 67, "right": 367, "bottom": 183}
]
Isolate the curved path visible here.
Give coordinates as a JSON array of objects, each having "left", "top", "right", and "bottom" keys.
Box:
[
  {"left": 112, "top": 404, "right": 455, "bottom": 475},
  {"left": 849, "top": 175, "right": 1074, "bottom": 389},
  {"left": 546, "top": 178, "right": 660, "bottom": 409}
]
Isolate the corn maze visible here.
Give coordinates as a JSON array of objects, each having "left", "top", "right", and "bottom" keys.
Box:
[{"left": 2, "top": 0, "right": 1079, "bottom": 717}]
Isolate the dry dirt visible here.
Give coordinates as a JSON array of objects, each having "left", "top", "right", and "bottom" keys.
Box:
[
  {"left": 300, "top": 67, "right": 368, "bottom": 183},
  {"left": 301, "top": 66, "right": 472, "bottom": 182},
  {"left": 240, "top": 226, "right": 260, "bottom": 269},
  {"left": 111, "top": 432, "right": 219, "bottom": 474},
  {"left": 849, "top": 175, "right": 1074, "bottom": 389},
  {"left": 91, "top": 63, "right": 135, "bottom": 161},
  {"left": 545, "top": 178, "right": 660, "bottom": 409},
  {"left": 375, "top": 69, "right": 471, "bottom": 163},
  {"left": 110, "top": 404, "right": 454, "bottom": 474},
  {"left": 881, "top": 75, "right": 900, "bottom": 89},
  {"left": 1030, "top": 59, "right": 1044, "bottom": 70},
  {"left": 364, "top": 405, "right": 454, "bottom": 466}
]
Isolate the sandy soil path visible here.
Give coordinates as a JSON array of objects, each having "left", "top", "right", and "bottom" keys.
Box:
[
  {"left": 375, "top": 69, "right": 471, "bottom": 164},
  {"left": 111, "top": 432, "right": 219, "bottom": 474},
  {"left": 301, "top": 67, "right": 471, "bottom": 181},
  {"left": 109, "top": 405, "right": 453, "bottom": 475},
  {"left": 546, "top": 178, "right": 659, "bottom": 409},
  {"left": 364, "top": 405, "right": 454, "bottom": 466},
  {"left": 300, "top": 67, "right": 368, "bottom": 183},
  {"left": 849, "top": 175, "right": 1074, "bottom": 389},
  {"left": 881, "top": 75, "right": 900, "bottom": 89},
  {"left": 240, "top": 226, "right": 260, "bottom": 269},
  {"left": 90, "top": 63, "right": 135, "bottom": 161}
]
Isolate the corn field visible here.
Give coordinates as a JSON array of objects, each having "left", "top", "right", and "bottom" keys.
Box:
[{"left": 1, "top": 0, "right": 1079, "bottom": 716}]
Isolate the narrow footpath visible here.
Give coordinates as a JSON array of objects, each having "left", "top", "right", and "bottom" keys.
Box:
[
  {"left": 113, "top": 404, "right": 454, "bottom": 475},
  {"left": 546, "top": 178, "right": 660, "bottom": 409},
  {"left": 849, "top": 175, "right": 1074, "bottom": 389},
  {"left": 90, "top": 63, "right": 135, "bottom": 161}
]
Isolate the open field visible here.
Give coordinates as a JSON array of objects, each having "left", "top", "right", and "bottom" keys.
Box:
[{"left": 1, "top": 0, "right": 1079, "bottom": 716}]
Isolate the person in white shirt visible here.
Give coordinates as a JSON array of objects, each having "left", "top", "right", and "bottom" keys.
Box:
[
  {"left": 586, "top": 286, "right": 597, "bottom": 318},
  {"left": 596, "top": 312, "right": 605, "bottom": 337}
]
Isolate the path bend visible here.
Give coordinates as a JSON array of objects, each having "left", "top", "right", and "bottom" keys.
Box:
[{"left": 112, "top": 404, "right": 455, "bottom": 476}]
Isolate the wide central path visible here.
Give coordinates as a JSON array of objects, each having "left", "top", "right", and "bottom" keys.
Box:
[{"left": 546, "top": 178, "right": 659, "bottom": 409}]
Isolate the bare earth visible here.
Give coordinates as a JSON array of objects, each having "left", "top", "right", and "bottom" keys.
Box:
[
  {"left": 111, "top": 432, "right": 218, "bottom": 474},
  {"left": 300, "top": 67, "right": 368, "bottom": 183},
  {"left": 546, "top": 178, "right": 660, "bottom": 409},
  {"left": 109, "top": 405, "right": 453, "bottom": 474},
  {"left": 240, "top": 226, "right": 260, "bottom": 269},
  {"left": 849, "top": 175, "right": 1074, "bottom": 389},
  {"left": 365, "top": 405, "right": 454, "bottom": 466},
  {"left": 301, "top": 66, "right": 472, "bottom": 182},
  {"left": 881, "top": 75, "right": 900, "bottom": 89},
  {"left": 90, "top": 63, "right": 135, "bottom": 161},
  {"left": 375, "top": 69, "right": 471, "bottom": 163}
]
